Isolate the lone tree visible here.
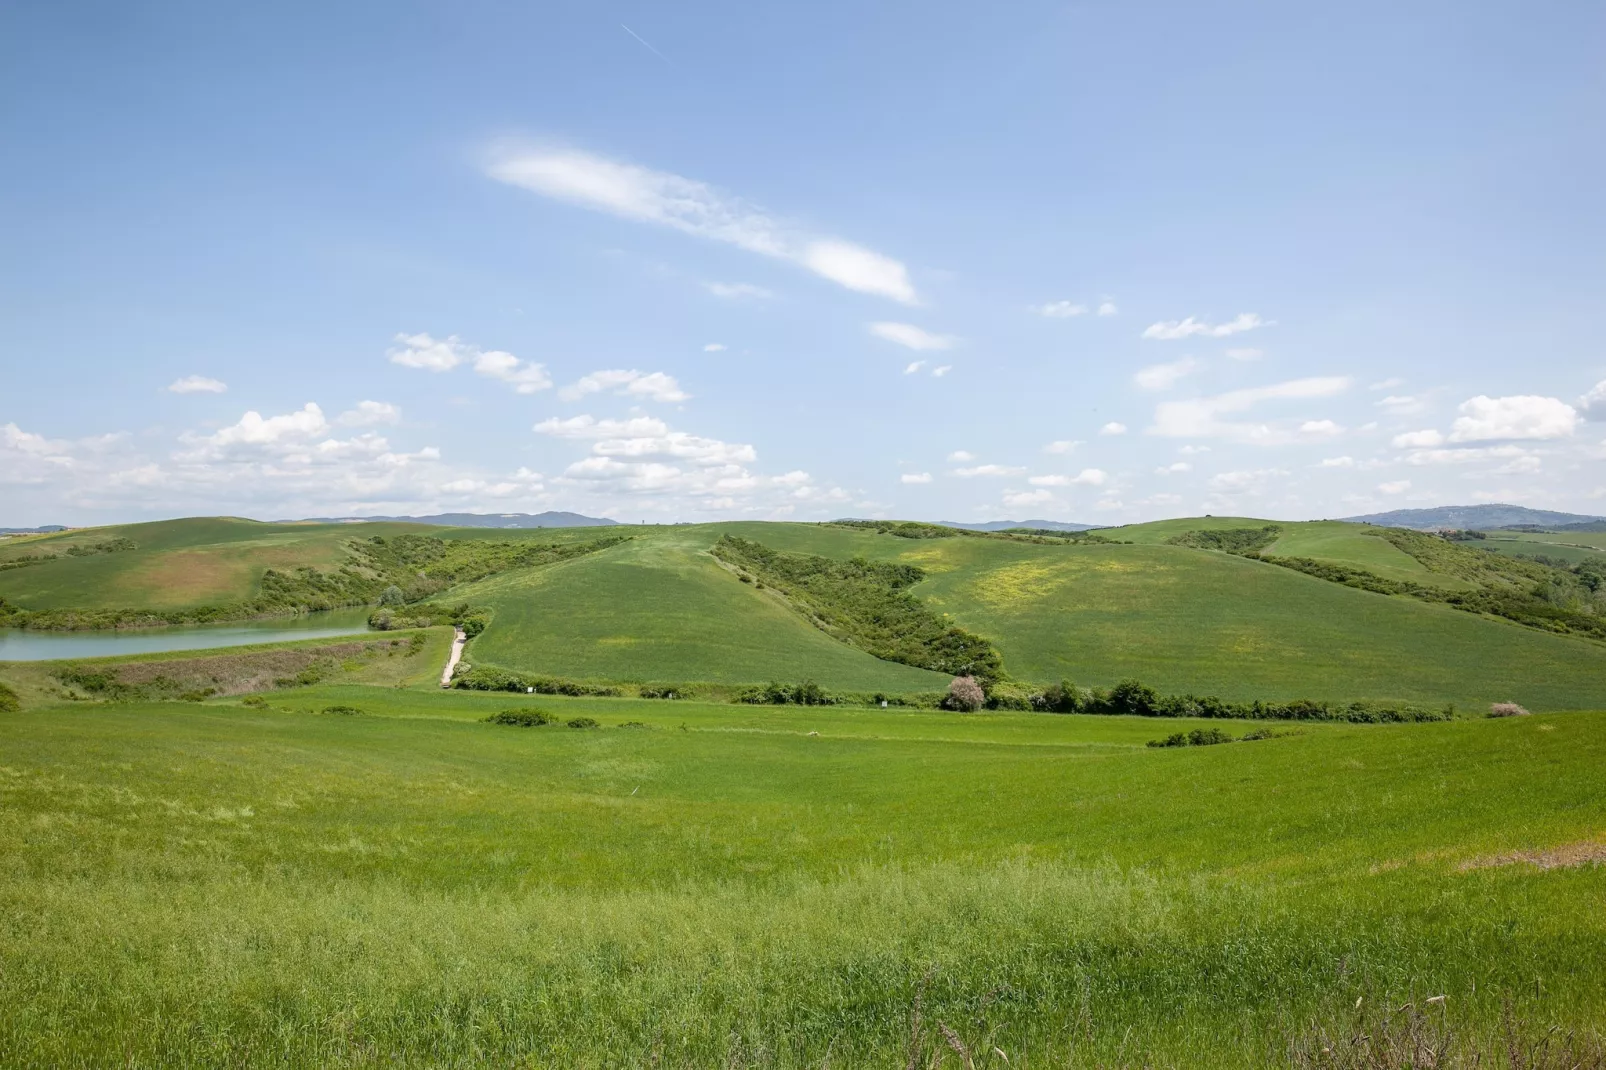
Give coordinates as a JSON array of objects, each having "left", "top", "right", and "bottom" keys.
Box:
[
  {"left": 378, "top": 584, "right": 406, "bottom": 607},
  {"left": 944, "top": 675, "right": 985, "bottom": 712}
]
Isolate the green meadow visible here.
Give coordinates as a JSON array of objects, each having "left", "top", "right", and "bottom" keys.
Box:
[{"left": 1, "top": 686, "right": 1603, "bottom": 1067}]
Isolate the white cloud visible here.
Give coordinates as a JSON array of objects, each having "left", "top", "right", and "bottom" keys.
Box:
[
  {"left": 1448, "top": 395, "right": 1578, "bottom": 442},
  {"left": 1149, "top": 376, "right": 1351, "bottom": 443},
  {"left": 706, "top": 282, "right": 772, "bottom": 300},
  {"left": 1318, "top": 456, "right": 1355, "bottom": 468},
  {"left": 1134, "top": 356, "right": 1200, "bottom": 391},
  {"left": 337, "top": 401, "right": 401, "bottom": 427},
  {"left": 485, "top": 146, "right": 918, "bottom": 304},
  {"left": 388, "top": 332, "right": 471, "bottom": 371},
  {"left": 952, "top": 464, "right": 1027, "bottom": 478},
  {"left": 1030, "top": 469, "right": 1106, "bottom": 487},
  {"left": 473, "top": 349, "right": 552, "bottom": 394},
  {"left": 1142, "top": 313, "right": 1268, "bottom": 341},
  {"left": 1376, "top": 394, "right": 1424, "bottom": 416},
  {"left": 904, "top": 361, "right": 925, "bottom": 375},
  {"left": 1179, "top": 444, "right": 1211, "bottom": 455},
  {"left": 1493, "top": 455, "right": 1542, "bottom": 475},
  {"left": 560, "top": 369, "right": 689, "bottom": 404},
  {"left": 390, "top": 332, "right": 551, "bottom": 394},
  {"left": 1043, "top": 440, "right": 1081, "bottom": 454},
  {"left": 1097, "top": 301, "right": 1118, "bottom": 316},
  {"left": 1402, "top": 445, "right": 1531, "bottom": 467},
  {"left": 1034, "top": 301, "right": 1087, "bottom": 318},
  {"left": 167, "top": 375, "right": 227, "bottom": 394},
  {"left": 533, "top": 415, "right": 669, "bottom": 439},
  {"left": 1209, "top": 467, "right": 1288, "bottom": 492},
  {"left": 931, "top": 365, "right": 952, "bottom": 377},
  {"left": 1580, "top": 380, "right": 1606, "bottom": 420},
  {"left": 1225, "top": 348, "right": 1263, "bottom": 361},
  {"left": 869, "top": 322, "right": 956, "bottom": 351},
  {"left": 1378, "top": 480, "right": 1411, "bottom": 495},
  {"left": 1392, "top": 429, "right": 1444, "bottom": 448},
  {"left": 1003, "top": 488, "right": 1055, "bottom": 507},
  {"left": 703, "top": 343, "right": 727, "bottom": 353},
  {"left": 948, "top": 450, "right": 974, "bottom": 461},
  {"left": 1099, "top": 422, "right": 1128, "bottom": 436},
  {"left": 1155, "top": 462, "right": 1191, "bottom": 474},
  {"left": 901, "top": 472, "right": 933, "bottom": 484},
  {"left": 198, "top": 403, "right": 330, "bottom": 450},
  {"left": 1370, "top": 378, "right": 1406, "bottom": 391},
  {"left": 1299, "top": 419, "right": 1343, "bottom": 436}
]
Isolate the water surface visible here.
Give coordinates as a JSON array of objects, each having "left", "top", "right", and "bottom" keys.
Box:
[{"left": 0, "top": 609, "right": 374, "bottom": 662}]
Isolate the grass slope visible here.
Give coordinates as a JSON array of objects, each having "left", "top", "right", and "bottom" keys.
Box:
[
  {"left": 0, "top": 688, "right": 1601, "bottom": 1065},
  {"left": 457, "top": 529, "right": 948, "bottom": 691}
]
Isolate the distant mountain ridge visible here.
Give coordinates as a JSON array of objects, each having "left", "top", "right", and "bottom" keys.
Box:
[
  {"left": 1342, "top": 504, "right": 1606, "bottom": 531},
  {"left": 938, "top": 519, "right": 1099, "bottom": 532},
  {"left": 288, "top": 511, "right": 619, "bottom": 529},
  {"left": 0, "top": 526, "right": 68, "bottom": 535}
]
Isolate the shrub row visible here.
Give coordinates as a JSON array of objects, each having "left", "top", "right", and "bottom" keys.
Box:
[
  {"left": 738, "top": 681, "right": 834, "bottom": 706},
  {"left": 712, "top": 535, "right": 1005, "bottom": 683},
  {"left": 450, "top": 665, "right": 625, "bottom": 698},
  {"left": 1008, "top": 678, "right": 1452, "bottom": 722}
]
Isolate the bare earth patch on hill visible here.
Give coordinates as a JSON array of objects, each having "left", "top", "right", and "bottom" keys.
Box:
[{"left": 1459, "top": 839, "right": 1606, "bottom": 872}]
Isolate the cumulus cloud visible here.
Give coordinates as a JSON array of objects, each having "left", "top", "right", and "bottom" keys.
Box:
[
  {"left": 1029, "top": 468, "right": 1107, "bottom": 487},
  {"left": 1134, "top": 357, "right": 1200, "bottom": 391},
  {"left": 948, "top": 450, "right": 975, "bottom": 462},
  {"left": 1154, "top": 462, "right": 1191, "bottom": 474},
  {"left": 901, "top": 472, "right": 933, "bottom": 484},
  {"left": 932, "top": 365, "right": 952, "bottom": 377},
  {"left": 1043, "top": 440, "right": 1081, "bottom": 454},
  {"left": 1142, "top": 313, "right": 1268, "bottom": 341},
  {"left": 1392, "top": 429, "right": 1444, "bottom": 448},
  {"left": 952, "top": 464, "right": 1027, "bottom": 478},
  {"left": 391, "top": 332, "right": 551, "bottom": 394},
  {"left": 167, "top": 375, "right": 227, "bottom": 394},
  {"left": 1097, "top": 301, "right": 1118, "bottom": 316},
  {"left": 486, "top": 146, "right": 918, "bottom": 304},
  {"left": 1376, "top": 394, "right": 1424, "bottom": 416},
  {"left": 1148, "top": 376, "right": 1351, "bottom": 443},
  {"left": 706, "top": 281, "right": 772, "bottom": 300},
  {"left": 337, "top": 401, "right": 402, "bottom": 427},
  {"left": 1378, "top": 480, "right": 1411, "bottom": 495},
  {"left": 1034, "top": 300, "right": 1087, "bottom": 318},
  {"left": 472, "top": 349, "right": 552, "bottom": 394},
  {"left": 560, "top": 369, "right": 690, "bottom": 404},
  {"left": 1003, "top": 488, "right": 1055, "bottom": 507},
  {"left": 1318, "top": 456, "right": 1355, "bottom": 468},
  {"left": 869, "top": 322, "right": 956, "bottom": 351},
  {"left": 1402, "top": 445, "right": 1532, "bottom": 467},
  {"left": 703, "top": 343, "right": 727, "bottom": 353},
  {"left": 1209, "top": 467, "right": 1288, "bottom": 492},
  {"left": 1580, "top": 380, "right": 1606, "bottom": 420},
  {"left": 1447, "top": 395, "right": 1578, "bottom": 443},
  {"left": 1299, "top": 420, "right": 1343, "bottom": 436},
  {"left": 1099, "top": 422, "right": 1128, "bottom": 436},
  {"left": 388, "top": 332, "right": 471, "bottom": 371},
  {"left": 904, "top": 361, "right": 925, "bottom": 375}
]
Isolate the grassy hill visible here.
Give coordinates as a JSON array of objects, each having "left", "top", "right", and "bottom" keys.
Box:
[
  {"left": 6, "top": 515, "right": 1606, "bottom": 709},
  {"left": 1, "top": 686, "right": 1601, "bottom": 1064}
]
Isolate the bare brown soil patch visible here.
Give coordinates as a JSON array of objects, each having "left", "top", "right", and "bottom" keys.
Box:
[
  {"left": 1459, "top": 839, "right": 1606, "bottom": 872},
  {"left": 90, "top": 639, "right": 411, "bottom": 697}
]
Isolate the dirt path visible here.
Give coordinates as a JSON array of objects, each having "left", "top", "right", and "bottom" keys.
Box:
[{"left": 440, "top": 627, "right": 466, "bottom": 688}]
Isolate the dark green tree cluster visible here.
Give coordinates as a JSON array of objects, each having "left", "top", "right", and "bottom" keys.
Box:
[
  {"left": 1028, "top": 677, "right": 1450, "bottom": 722},
  {"left": 712, "top": 535, "right": 1005, "bottom": 682}
]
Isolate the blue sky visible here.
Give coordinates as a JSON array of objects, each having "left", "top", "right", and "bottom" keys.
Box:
[{"left": 3, "top": 1, "right": 1604, "bottom": 526}]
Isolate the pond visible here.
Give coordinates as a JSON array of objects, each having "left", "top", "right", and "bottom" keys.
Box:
[{"left": 0, "top": 609, "right": 376, "bottom": 662}]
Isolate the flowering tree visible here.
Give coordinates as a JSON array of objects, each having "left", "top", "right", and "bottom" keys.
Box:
[{"left": 945, "top": 675, "right": 985, "bottom": 712}]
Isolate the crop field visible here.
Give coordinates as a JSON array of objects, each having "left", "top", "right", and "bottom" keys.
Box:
[
  {"left": 454, "top": 521, "right": 1606, "bottom": 709},
  {"left": 0, "top": 684, "right": 1602, "bottom": 1067}
]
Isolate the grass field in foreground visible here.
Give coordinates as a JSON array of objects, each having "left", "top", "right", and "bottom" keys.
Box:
[{"left": 1, "top": 687, "right": 1603, "bottom": 1066}]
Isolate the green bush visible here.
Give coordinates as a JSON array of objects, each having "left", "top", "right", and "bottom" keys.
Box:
[
  {"left": 484, "top": 709, "right": 553, "bottom": 727},
  {"left": 739, "top": 681, "right": 834, "bottom": 706},
  {"left": 0, "top": 681, "right": 19, "bottom": 713},
  {"left": 566, "top": 717, "right": 600, "bottom": 729},
  {"left": 321, "top": 705, "right": 363, "bottom": 716}
]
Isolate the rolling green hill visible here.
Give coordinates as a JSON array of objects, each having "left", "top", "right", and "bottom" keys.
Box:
[{"left": 6, "top": 515, "right": 1606, "bottom": 709}]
